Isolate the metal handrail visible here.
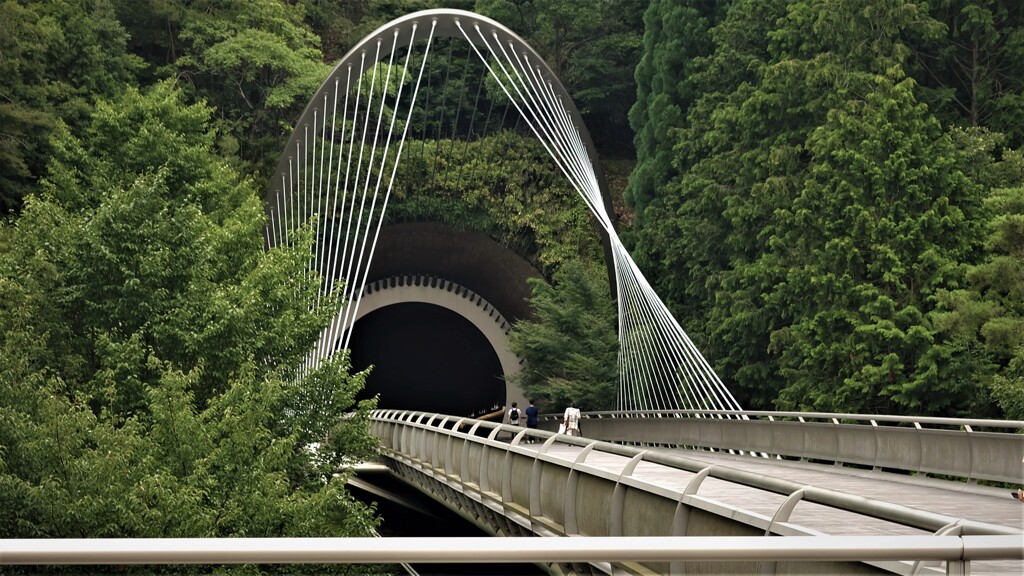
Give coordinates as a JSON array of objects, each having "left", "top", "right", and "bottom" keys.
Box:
[
  {"left": 538, "top": 409, "right": 1024, "bottom": 430},
  {"left": 3, "top": 536, "right": 1022, "bottom": 565},
  {"left": 529, "top": 409, "right": 1024, "bottom": 485},
  {"left": 371, "top": 410, "right": 1022, "bottom": 537}
]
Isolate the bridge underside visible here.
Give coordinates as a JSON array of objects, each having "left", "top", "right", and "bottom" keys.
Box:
[{"left": 350, "top": 222, "right": 540, "bottom": 415}]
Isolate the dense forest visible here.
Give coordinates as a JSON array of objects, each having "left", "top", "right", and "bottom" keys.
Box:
[
  {"left": 625, "top": 0, "right": 1024, "bottom": 420},
  {"left": 0, "top": 0, "right": 1022, "bottom": 562}
]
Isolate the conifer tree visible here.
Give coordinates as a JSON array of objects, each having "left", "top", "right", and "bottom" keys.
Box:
[
  {"left": 627, "top": 0, "right": 729, "bottom": 220},
  {"left": 934, "top": 181, "right": 1024, "bottom": 419},
  {"left": 909, "top": 0, "right": 1024, "bottom": 146},
  {"left": 508, "top": 260, "right": 618, "bottom": 412},
  {"left": 767, "top": 0, "right": 987, "bottom": 415}
]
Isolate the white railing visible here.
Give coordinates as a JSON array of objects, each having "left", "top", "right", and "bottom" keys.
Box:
[
  {"left": 3, "top": 535, "right": 1021, "bottom": 566},
  {"left": 372, "top": 410, "right": 1020, "bottom": 537},
  {"left": 539, "top": 409, "right": 1024, "bottom": 484}
]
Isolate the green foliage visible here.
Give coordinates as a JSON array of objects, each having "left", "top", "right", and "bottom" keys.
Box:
[
  {"left": 765, "top": 2, "right": 987, "bottom": 415},
  {"left": 626, "top": 0, "right": 1024, "bottom": 416},
  {"left": 475, "top": 0, "right": 646, "bottom": 153},
  {"left": 390, "top": 131, "right": 603, "bottom": 273},
  {"left": 32, "top": 81, "right": 341, "bottom": 407},
  {"left": 772, "top": 66, "right": 986, "bottom": 415},
  {"left": 295, "top": 0, "right": 375, "bottom": 62},
  {"left": 0, "top": 83, "right": 379, "bottom": 553},
  {"left": 934, "top": 185, "right": 1024, "bottom": 419},
  {"left": 628, "top": 0, "right": 797, "bottom": 409},
  {"left": 910, "top": 0, "right": 1024, "bottom": 146},
  {"left": 109, "top": 0, "right": 331, "bottom": 177},
  {"left": 173, "top": 0, "right": 330, "bottom": 175},
  {"left": 508, "top": 260, "right": 618, "bottom": 412},
  {"left": 0, "top": 0, "right": 141, "bottom": 213},
  {"left": 626, "top": 0, "right": 729, "bottom": 217}
]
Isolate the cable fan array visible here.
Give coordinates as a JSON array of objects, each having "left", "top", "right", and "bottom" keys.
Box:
[{"left": 263, "top": 9, "right": 741, "bottom": 413}]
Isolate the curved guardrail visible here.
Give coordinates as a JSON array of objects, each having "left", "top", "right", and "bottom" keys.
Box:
[
  {"left": 370, "top": 409, "right": 1022, "bottom": 576},
  {"left": 537, "top": 410, "right": 1024, "bottom": 485}
]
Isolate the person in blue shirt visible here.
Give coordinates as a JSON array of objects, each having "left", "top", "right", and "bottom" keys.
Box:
[{"left": 524, "top": 399, "right": 539, "bottom": 444}]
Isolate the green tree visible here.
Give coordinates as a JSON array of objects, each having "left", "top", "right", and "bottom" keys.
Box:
[
  {"left": 934, "top": 183, "right": 1024, "bottom": 419},
  {"left": 628, "top": 0, "right": 798, "bottom": 409},
  {"left": 0, "top": 0, "right": 141, "bottom": 213},
  {"left": 176, "top": 0, "right": 330, "bottom": 174},
  {"left": 0, "top": 82, "right": 379, "bottom": 552},
  {"left": 294, "top": 0, "right": 397, "bottom": 62},
  {"left": 626, "top": 0, "right": 729, "bottom": 218},
  {"left": 767, "top": 0, "right": 987, "bottom": 415},
  {"left": 909, "top": 0, "right": 1024, "bottom": 146},
  {"left": 747, "top": 1, "right": 990, "bottom": 416},
  {"left": 508, "top": 259, "right": 618, "bottom": 412},
  {"left": 475, "top": 0, "right": 646, "bottom": 153},
  {"left": 627, "top": 0, "right": 1002, "bottom": 415},
  {"left": 111, "top": 0, "right": 330, "bottom": 175}
]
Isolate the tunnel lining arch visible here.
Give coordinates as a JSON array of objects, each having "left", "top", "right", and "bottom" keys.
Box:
[{"left": 353, "top": 275, "right": 526, "bottom": 411}]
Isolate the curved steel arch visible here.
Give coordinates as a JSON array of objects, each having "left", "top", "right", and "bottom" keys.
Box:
[
  {"left": 265, "top": 9, "right": 615, "bottom": 229},
  {"left": 263, "top": 9, "right": 742, "bottom": 414}
]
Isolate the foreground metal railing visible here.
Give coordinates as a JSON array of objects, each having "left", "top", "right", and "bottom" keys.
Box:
[{"left": 3, "top": 536, "right": 1021, "bottom": 566}]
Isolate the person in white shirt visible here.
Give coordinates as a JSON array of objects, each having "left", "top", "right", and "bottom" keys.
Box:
[
  {"left": 562, "top": 402, "right": 581, "bottom": 437},
  {"left": 507, "top": 401, "right": 521, "bottom": 427}
]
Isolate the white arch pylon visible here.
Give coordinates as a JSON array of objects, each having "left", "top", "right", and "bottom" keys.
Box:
[{"left": 263, "top": 9, "right": 741, "bottom": 414}]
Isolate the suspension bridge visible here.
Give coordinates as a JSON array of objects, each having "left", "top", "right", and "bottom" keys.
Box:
[
  {"left": 261, "top": 8, "right": 739, "bottom": 415},
  {"left": 256, "top": 9, "right": 1022, "bottom": 574},
  {"left": 5, "top": 8, "right": 1018, "bottom": 576}
]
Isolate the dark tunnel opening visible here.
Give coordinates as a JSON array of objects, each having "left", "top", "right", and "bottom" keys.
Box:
[{"left": 350, "top": 302, "right": 505, "bottom": 415}]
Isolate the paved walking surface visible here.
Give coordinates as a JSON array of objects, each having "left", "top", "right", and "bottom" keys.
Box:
[{"left": 526, "top": 442, "right": 1024, "bottom": 575}]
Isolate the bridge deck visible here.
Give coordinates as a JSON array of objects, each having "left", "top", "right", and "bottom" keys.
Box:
[{"left": 523, "top": 442, "right": 1023, "bottom": 575}]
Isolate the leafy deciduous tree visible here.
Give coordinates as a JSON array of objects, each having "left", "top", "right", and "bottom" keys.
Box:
[
  {"left": 0, "top": 82, "right": 380, "bottom": 555},
  {"left": 0, "top": 0, "right": 141, "bottom": 214}
]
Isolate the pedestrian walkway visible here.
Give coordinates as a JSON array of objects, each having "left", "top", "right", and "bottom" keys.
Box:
[{"left": 528, "top": 442, "right": 1023, "bottom": 575}]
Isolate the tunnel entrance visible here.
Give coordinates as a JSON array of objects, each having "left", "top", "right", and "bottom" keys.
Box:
[{"left": 350, "top": 302, "right": 505, "bottom": 415}]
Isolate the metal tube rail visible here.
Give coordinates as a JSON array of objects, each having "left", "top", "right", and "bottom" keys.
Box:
[
  {"left": 3, "top": 536, "right": 1022, "bottom": 565},
  {"left": 541, "top": 410, "right": 1024, "bottom": 430},
  {"left": 371, "top": 410, "right": 1022, "bottom": 537},
  {"left": 530, "top": 409, "right": 1024, "bottom": 485}
]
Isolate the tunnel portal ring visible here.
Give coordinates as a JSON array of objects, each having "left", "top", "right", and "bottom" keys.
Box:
[{"left": 353, "top": 275, "right": 526, "bottom": 410}]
